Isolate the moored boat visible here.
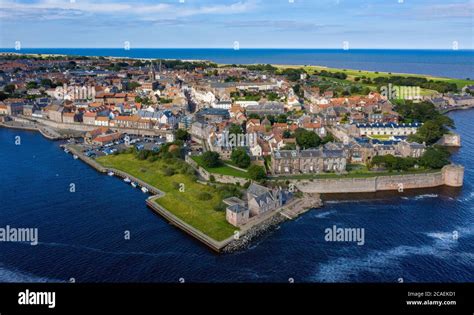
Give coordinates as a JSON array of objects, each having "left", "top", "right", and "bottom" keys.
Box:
[
  {"left": 131, "top": 182, "right": 137, "bottom": 188},
  {"left": 141, "top": 187, "right": 149, "bottom": 193},
  {"left": 107, "top": 171, "right": 114, "bottom": 176},
  {"left": 123, "top": 177, "right": 131, "bottom": 183}
]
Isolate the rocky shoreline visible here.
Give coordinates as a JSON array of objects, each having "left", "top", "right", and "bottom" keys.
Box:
[
  {"left": 222, "top": 213, "right": 288, "bottom": 253},
  {"left": 223, "top": 193, "right": 323, "bottom": 253}
]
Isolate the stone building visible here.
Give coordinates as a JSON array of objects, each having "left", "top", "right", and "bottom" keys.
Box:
[
  {"left": 225, "top": 204, "right": 249, "bottom": 227},
  {"left": 374, "top": 143, "right": 397, "bottom": 156},
  {"left": 245, "top": 102, "right": 285, "bottom": 116},
  {"left": 271, "top": 148, "right": 347, "bottom": 174},
  {"left": 22, "top": 105, "right": 34, "bottom": 116},
  {"left": 223, "top": 184, "right": 284, "bottom": 227},
  {"left": 5, "top": 102, "right": 24, "bottom": 116},
  {"left": 0, "top": 103, "right": 8, "bottom": 115},
  {"left": 396, "top": 141, "right": 426, "bottom": 158},
  {"left": 62, "top": 112, "right": 76, "bottom": 123},
  {"left": 347, "top": 142, "right": 375, "bottom": 164},
  {"left": 47, "top": 105, "right": 64, "bottom": 122},
  {"left": 246, "top": 183, "right": 282, "bottom": 217},
  {"left": 83, "top": 112, "right": 97, "bottom": 125},
  {"left": 355, "top": 122, "right": 420, "bottom": 137}
]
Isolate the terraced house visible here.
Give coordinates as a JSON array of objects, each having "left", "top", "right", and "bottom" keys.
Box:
[
  {"left": 353, "top": 122, "right": 421, "bottom": 137},
  {"left": 271, "top": 148, "right": 347, "bottom": 174}
]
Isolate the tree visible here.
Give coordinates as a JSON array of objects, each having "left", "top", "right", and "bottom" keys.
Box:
[
  {"left": 282, "top": 143, "right": 296, "bottom": 150},
  {"left": 4, "top": 84, "right": 15, "bottom": 94},
  {"left": 127, "top": 81, "right": 141, "bottom": 91},
  {"left": 409, "top": 118, "right": 453, "bottom": 145},
  {"left": 395, "top": 101, "right": 443, "bottom": 123},
  {"left": 267, "top": 92, "right": 279, "bottom": 101},
  {"left": 370, "top": 155, "right": 386, "bottom": 169},
  {"left": 295, "top": 128, "right": 321, "bottom": 149},
  {"left": 395, "top": 157, "right": 416, "bottom": 171},
  {"left": 26, "top": 81, "right": 38, "bottom": 89},
  {"left": 321, "top": 132, "right": 335, "bottom": 144},
  {"left": 175, "top": 129, "right": 190, "bottom": 141},
  {"left": 420, "top": 146, "right": 450, "bottom": 169},
  {"left": 201, "top": 151, "right": 220, "bottom": 168},
  {"left": 276, "top": 114, "right": 288, "bottom": 123},
  {"left": 248, "top": 165, "right": 266, "bottom": 180},
  {"left": 383, "top": 154, "right": 398, "bottom": 171},
  {"left": 229, "top": 123, "right": 243, "bottom": 136},
  {"left": 248, "top": 113, "right": 261, "bottom": 120},
  {"left": 40, "top": 78, "right": 53, "bottom": 87},
  {"left": 370, "top": 154, "right": 417, "bottom": 171},
  {"left": 231, "top": 147, "right": 251, "bottom": 168}
]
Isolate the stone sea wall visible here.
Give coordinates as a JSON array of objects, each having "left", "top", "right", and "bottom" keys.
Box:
[
  {"left": 294, "top": 165, "right": 464, "bottom": 194},
  {"left": 185, "top": 155, "right": 248, "bottom": 185}
]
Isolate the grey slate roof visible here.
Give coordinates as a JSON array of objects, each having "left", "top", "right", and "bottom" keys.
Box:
[
  {"left": 247, "top": 183, "right": 270, "bottom": 198},
  {"left": 227, "top": 204, "right": 248, "bottom": 214}
]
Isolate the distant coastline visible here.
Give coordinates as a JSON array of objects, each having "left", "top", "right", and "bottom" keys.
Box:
[{"left": 1, "top": 48, "right": 472, "bottom": 79}]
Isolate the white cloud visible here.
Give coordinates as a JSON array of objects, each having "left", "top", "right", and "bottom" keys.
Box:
[
  {"left": 177, "top": 1, "right": 257, "bottom": 17},
  {"left": 0, "top": 0, "right": 257, "bottom": 20},
  {"left": 423, "top": 2, "right": 474, "bottom": 18}
]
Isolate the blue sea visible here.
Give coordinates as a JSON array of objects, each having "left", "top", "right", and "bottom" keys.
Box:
[
  {"left": 0, "top": 48, "right": 473, "bottom": 79},
  {"left": 0, "top": 109, "right": 473, "bottom": 283}
]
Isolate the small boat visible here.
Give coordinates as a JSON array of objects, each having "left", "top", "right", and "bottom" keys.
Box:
[
  {"left": 131, "top": 182, "right": 137, "bottom": 188},
  {"left": 73, "top": 155, "right": 78, "bottom": 160},
  {"left": 141, "top": 187, "right": 149, "bottom": 193},
  {"left": 123, "top": 177, "right": 131, "bottom": 183},
  {"left": 107, "top": 171, "right": 114, "bottom": 176},
  {"left": 64, "top": 148, "right": 70, "bottom": 153}
]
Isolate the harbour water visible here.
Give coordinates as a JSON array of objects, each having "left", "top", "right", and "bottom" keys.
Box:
[
  {"left": 0, "top": 109, "right": 473, "bottom": 282},
  {"left": 1, "top": 48, "right": 473, "bottom": 79}
]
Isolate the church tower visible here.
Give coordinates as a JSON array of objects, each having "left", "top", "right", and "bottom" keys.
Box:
[{"left": 149, "top": 62, "right": 156, "bottom": 81}]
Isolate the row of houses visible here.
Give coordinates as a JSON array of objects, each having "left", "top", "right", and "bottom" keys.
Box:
[
  {"left": 270, "top": 139, "right": 426, "bottom": 175},
  {"left": 272, "top": 148, "right": 347, "bottom": 174}
]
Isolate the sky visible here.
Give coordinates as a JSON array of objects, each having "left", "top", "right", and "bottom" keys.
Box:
[{"left": 0, "top": 0, "right": 473, "bottom": 49}]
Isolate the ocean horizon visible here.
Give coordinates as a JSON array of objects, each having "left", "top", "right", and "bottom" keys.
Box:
[{"left": 1, "top": 48, "right": 473, "bottom": 79}]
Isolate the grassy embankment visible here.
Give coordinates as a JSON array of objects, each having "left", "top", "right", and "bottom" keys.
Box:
[{"left": 96, "top": 153, "right": 237, "bottom": 241}]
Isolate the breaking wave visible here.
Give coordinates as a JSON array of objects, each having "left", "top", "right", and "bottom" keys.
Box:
[
  {"left": 0, "top": 264, "right": 63, "bottom": 283},
  {"left": 312, "top": 225, "right": 474, "bottom": 282}
]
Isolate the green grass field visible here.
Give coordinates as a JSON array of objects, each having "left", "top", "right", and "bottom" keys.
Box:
[
  {"left": 192, "top": 155, "right": 251, "bottom": 179},
  {"left": 275, "top": 64, "right": 473, "bottom": 88},
  {"left": 96, "top": 154, "right": 237, "bottom": 241}
]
